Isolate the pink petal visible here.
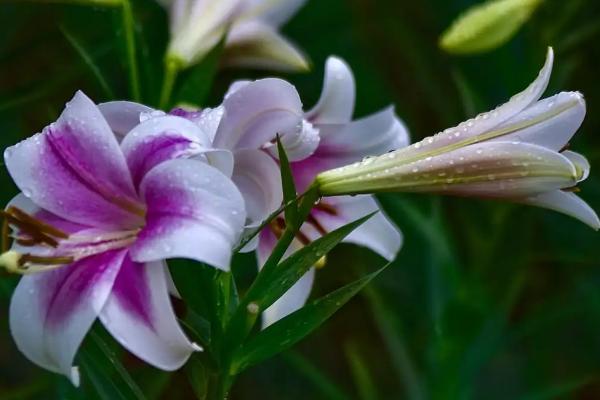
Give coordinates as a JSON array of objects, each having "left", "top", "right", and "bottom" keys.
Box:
[
  {"left": 4, "top": 91, "right": 142, "bottom": 230},
  {"left": 9, "top": 249, "right": 127, "bottom": 384},
  {"left": 130, "top": 159, "right": 246, "bottom": 270},
  {"left": 120, "top": 115, "right": 213, "bottom": 188},
  {"left": 99, "top": 257, "right": 197, "bottom": 371},
  {"left": 306, "top": 57, "right": 356, "bottom": 124}
]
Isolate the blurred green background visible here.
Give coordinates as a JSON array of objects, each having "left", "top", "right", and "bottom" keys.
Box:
[{"left": 1, "top": 0, "right": 600, "bottom": 398}]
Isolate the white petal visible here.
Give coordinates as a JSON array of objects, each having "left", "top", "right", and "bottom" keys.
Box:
[
  {"left": 231, "top": 149, "right": 283, "bottom": 225},
  {"left": 224, "top": 22, "right": 310, "bottom": 72},
  {"left": 306, "top": 57, "right": 356, "bottom": 124},
  {"left": 213, "top": 78, "right": 310, "bottom": 160},
  {"left": 98, "top": 101, "right": 154, "bottom": 139},
  {"left": 392, "top": 47, "right": 554, "bottom": 160},
  {"left": 491, "top": 91, "right": 586, "bottom": 151},
  {"left": 562, "top": 150, "right": 590, "bottom": 181},
  {"left": 241, "top": 0, "right": 308, "bottom": 27},
  {"left": 314, "top": 196, "right": 402, "bottom": 261},
  {"left": 99, "top": 258, "right": 197, "bottom": 371},
  {"left": 9, "top": 250, "right": 127, "bottom": 384},
  {"left": 262, "top": 267, "right": 315, "bottom": 328},
  {"left": 131, "top": 159, "right": 246, "bottom": 270},
  {"left": 319, "top": 106, "right": 410, "bottom": 165},
  {"left": 520, "top": 190, "right": 600, "bottom": 230},
  {"left": 4, "top": 91, "right": 141, "bottom": 230}
]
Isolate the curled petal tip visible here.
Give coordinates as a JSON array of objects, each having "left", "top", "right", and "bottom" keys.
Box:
[
  {"left": 191, "top": 343, "right": 204, "bottom": 352},
  {"left": 70, "top": 366, "right": 81, "bottom": 387}
]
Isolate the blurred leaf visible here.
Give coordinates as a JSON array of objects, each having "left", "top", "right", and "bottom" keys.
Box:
[
  {"left": 282, "top": 351, "right": 350, "bottom": 400},
  {"left": 60, "top": 26, "right": 115, "bottom": 99},
  {"left": 276, "top": 135, "right": 299, "bottom": 227},
  {"left": 517, "top": 375, "right": 594, "bottom": 400},
  {"left": 232, "top": 264, "right": 389, "bottom": 372},
  {"left": 79, "top": 330, "right": 146, "bottom": 400},
  {"left": 174, "top": 38, "right": 225, "bottom": 107},
  {"left": 440, "top": 0, "right": 544, "bottom": 54},
  {"left": 184, "top": 355, "right": 210, "bottom": 400},
  {"left": 345, "top": 341, "right": 378, "bottom": 400}
]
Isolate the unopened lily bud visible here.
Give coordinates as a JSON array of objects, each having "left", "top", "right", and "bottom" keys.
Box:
[{"left": 317, "top": 48, "right": 599, "bottom": 230}]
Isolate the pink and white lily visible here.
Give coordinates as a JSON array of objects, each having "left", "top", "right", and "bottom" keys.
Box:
[
  {"left": 317, "top": 48, "right": 599, "bottom": 230},
  {"left": 160, "top": 0, "right": 309, "bottom": 71},
  {"left": 0, "top": 92, "right": 246, "bottom": 384},
  {"left": 229, "top": 57, "right": 407, "bottom": 326}
]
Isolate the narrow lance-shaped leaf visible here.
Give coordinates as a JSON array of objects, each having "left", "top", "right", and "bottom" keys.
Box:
[
  {"left": 231, "top": 264, "right": 390, "bottom": 372},
  {"left": 440, "top": 0, "right": 544, "bottom": 54},
  {"left": 246, "top": 213, "right": 374, "bottom": 313},
  {"left": 276, "top": 135, "right": 299, "bottom": 227},
  {"left": 223, "top": 210, "right": 371, "bottom": 355},
  {"left": 78, "top": 329, "right": 146, "bottom": 400}
]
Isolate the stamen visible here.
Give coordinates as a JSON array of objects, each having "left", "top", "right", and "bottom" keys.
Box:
[
  {"left": 7, "top": 206, "right": 69, "bottom": 239},
  {"left": 307, "top": 214, "right": 328, "bottom": 236},
  {"left": 0, "top": 212, "right": 59, "bottom": 247},
  {"left": 1, "top": 217, "right": 9, "bottom": 253},
  {"left": 315, "top": 255, "right": 327, "bottom": 269},
  {"left": 19, "top": 254, "right": 74, "bottom": 267},
  {"left": 314, "top": 202, "right": 338, "bottom": 216},
  {"left": 562, "top": 186, "right": 581, "bottom": 193}
]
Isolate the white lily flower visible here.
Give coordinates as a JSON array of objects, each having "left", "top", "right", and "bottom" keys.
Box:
[
  {"left": 317, "top": 48, "right": 600, "bottom": 230},
  {"left": 160, "top": 0, "right": 309, "bottom": 71}
]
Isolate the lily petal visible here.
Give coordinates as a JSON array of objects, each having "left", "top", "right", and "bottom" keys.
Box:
[
  {"left": 290, "top": 108, "right": 408, "bottom": 192},
  {"left": 519, "top": 190, "right": 600, "bottom": 230},
  {"left": 242, "top": 0, "right": 308, "bottom": 27},
  {"left": 388, "top": 47, "right": 554, "bottom": 162},
  {"left": 9, "top": 250, "right": 127, "bottom": 385},
  {"left": 213, "top": 78, "right": 315, "bottom": 160},
  {"left": 231, "top": 149, "right": 283, "bottom": 225},
  {"left": 4, "top": 91, "right": 142, "bottom": 230},
  {"left": 131, "top": 159, "right": 246, "bottom": 270},
  {"left": 306, "top": 57, "right": 356, "bottom": 124},
  {"left": 491, "top": 91, "right": 586, "bottom": 151},
  {"left": 262, "top": 267, "right": 315, "bottom": 328},
  {"left": 121, "top": 115, "right": 213, "bottom": 188},
  {"left": 99, "top": 256, "right": 197, "bottom": 371},
  {"left": 98, "top": 101, "right": 154, "bottom": 139},
  {"left": 311, "top": 196, "right": 402, "bottom": 261},
  {"left": 225, "top": 22, "right": 310, "bottom": 72}
]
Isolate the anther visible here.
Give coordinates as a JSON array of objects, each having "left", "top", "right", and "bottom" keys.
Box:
[{"left": 562, "top": 186, "right": 581, "bottom": 193}]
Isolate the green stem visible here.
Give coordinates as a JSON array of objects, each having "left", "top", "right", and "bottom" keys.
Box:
[
  {"left": 159, "top": 57, "right": 181, "bottom": 109},
  {"left": 121, "top": 0, "right": 141, "bottom": 101}
]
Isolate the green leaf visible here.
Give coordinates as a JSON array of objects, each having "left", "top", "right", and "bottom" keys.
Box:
[
  {"left": 232, "top": 264, "right": 389, "bottom": 372},
  {"left": 60, "top": 25, "right": 115, "bottom": 99},
  {"left": 275, "top": 135, "right": 299, "bottom": 227},
  {"left": 440, "top": 0, "right": 544, "bottom": 54},
  {"left": 184, "top": 355, "right": 210, "bottom": 400},
  {"left": 174, "top": 37, "right": 225, "bottom": 107},
  {"left": 78, "top": 329, "right": 146, "bottom": 400},
  {"left": 246, "top": 212, "right": 374, "bottom": 313},
  {"left": 344, "top": 341, "right": 378, "bottom": 400}
]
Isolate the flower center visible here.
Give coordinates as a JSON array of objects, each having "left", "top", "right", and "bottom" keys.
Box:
[{"left": 0, "top": 206, "right": 137, "bottom": 275}]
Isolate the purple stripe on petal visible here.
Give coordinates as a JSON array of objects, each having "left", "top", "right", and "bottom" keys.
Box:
[
  {"left": 126, "top": 134, "right": 195, "bottom": 189},
  {"left": 43, "top": 249, "right": 127, "bottom": 328},
  {"left": 110, "top": 254, "right": 153, "bottom": 328}
]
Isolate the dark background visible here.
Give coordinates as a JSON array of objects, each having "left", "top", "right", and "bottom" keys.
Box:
[{"left": 1, "top": 0, "right": 600, "bottom": 398}]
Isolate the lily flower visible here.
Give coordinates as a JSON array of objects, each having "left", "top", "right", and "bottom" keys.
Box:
[
  {"left": 251, "top": 57, "right": 407, "bottom": 326},
  {"left": 0, "top": 92, "right": 246, "bottom": 384},
  {"left": 160, "top": 0, "right": 309, "bottom": 71},
  {"left": 317, "top": 48, "right": 600, "bottom": 230}
]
